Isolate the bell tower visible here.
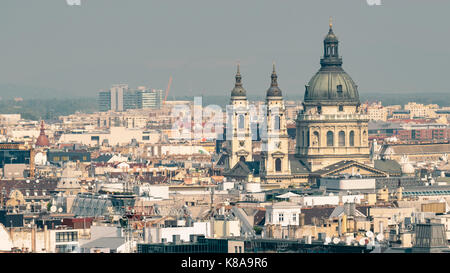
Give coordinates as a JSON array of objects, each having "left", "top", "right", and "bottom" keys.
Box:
[
  {"left": 228, "top": 64, "right": 252, "bottom": 168},
  {"left": 261, "top": 64, "right": 290, "bottom": 182}
]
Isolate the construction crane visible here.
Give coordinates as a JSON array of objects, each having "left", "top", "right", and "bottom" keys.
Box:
[{"left": 163, "top": 76, "right": 173, "bottom": 105}]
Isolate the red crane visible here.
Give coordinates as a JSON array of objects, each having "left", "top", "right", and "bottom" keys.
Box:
[{"left": 163, "top": 76, "right": 173, "bottom": 105}]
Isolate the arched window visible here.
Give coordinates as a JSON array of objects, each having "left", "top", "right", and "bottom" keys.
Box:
[
  {"left": 349, "top": 131, "right": 355, "bottom": 146},
  {"left": 327, "top": 131, "right": 334, "bottom": 147},
  {"left": 238, "top": 115, "right": 244, "bottom": 129},
  {"left": 339, "top": 131, "right": 345, "bottom": 147},
  {"left": 275, "top": 158, "right": 282, "bottom": 172},
  {"left": 239, "top": 156, "right": 246, "bottom": 162},
  {"left": 273, "top": 115, "right": 280, "bottom": 131},
  {"left": 313, "top": 131, "right": 320, "bottom": 146}
]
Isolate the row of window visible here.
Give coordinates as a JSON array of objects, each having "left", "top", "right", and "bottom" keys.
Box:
[
  {"left": 303, "top": 130, "right": 363, "bottom": 147},
  {"left": 51, "top": 156, "right": 88, "bottom": 161},
  {"left": 24, "top": 190, "right": 46, "bottom": 197},
  {"left": 268, "top": 213, "right": 298, "bottom": 223},
  {"left": 237, "top": 115, "right": 281, "bottom": 130},
  {"left": 56, "top": 231, "right": 78, "bottom": 243}
]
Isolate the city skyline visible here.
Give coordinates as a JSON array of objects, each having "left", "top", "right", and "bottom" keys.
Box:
[
  {"left": 0, "top": 0, "right": 450, "bottom": 260},
  {"left": 0, "top": 1, "right": 449, "bottom": 99}
]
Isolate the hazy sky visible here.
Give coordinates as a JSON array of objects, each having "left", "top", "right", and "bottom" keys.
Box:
[{"left": 0, "top": 0, "right": 449, "bottom": 98}]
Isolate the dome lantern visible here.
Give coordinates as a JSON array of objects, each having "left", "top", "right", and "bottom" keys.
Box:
[{"left": 304, "top": 20, "right": 359, "bottom": 106}]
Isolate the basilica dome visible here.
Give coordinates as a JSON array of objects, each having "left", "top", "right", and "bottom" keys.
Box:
[{"left": 304, "top": 23, "right": 360, "bottom": 105}]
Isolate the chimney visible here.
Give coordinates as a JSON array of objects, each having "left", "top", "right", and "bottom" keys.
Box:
[
  {"left": 299, "top": 213, "right": 305, "bottom": 226},
  {"left": 344, "top": 203, "right": 350, "bottom": 216},
  {"left": 350, "top": 203, "right": 356, "bottom": 216},
  {"left": 31, "top": 226, "right": 36, "bottom": 253}
]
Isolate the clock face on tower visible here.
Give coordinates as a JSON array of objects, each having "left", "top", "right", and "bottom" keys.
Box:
[{"left": 239, "top": 140, "right": 245, "bottom": 147}]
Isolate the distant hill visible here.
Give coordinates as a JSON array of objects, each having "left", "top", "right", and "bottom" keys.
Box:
[
  {"left": 0, "top": 98, "right": 97, "bottom": 121},
  {"left": 0, "top": 83, "right": 86, "bottom": 100}
]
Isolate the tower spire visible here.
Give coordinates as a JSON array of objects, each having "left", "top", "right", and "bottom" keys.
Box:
[
  {"left": 235, "top": 62, "right": 242, "bottom": 87},
  {"left": 231, "top": 62, "right": 246, "bottom": 97},
  {"left": 271, "top": 62, "right": 278, "bottom": 86}
]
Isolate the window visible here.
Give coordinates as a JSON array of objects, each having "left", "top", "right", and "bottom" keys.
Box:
[
  {"left": 142, "top": 135, "right": 150, "bottom": 140},
  {"left": 238, "top": 115, "right": 245, "bottom": 129},
  {"left": 275, "top": 158, "right": 282, "bottom": 172},
  {"left": 327, "top": 131, "right": 334, "bottom": 147},
  {"left": 307, "top": 130, "right": 310, "bottom": 147},
  {"left": 301, "top": 131, "right": 304, "bottom": 147},
  {"left": 239, "top": 156, "right": 245, "bottom": 162},
  {"left": 338, "top": 105, "right": 344, "bottom": 112},
  {"left": 279, "top": 213, "right": 284, "bottom": 222},
  {"left": 293, "top": 214, "right": 297, "bottom": 222},
  {"left": 313, "top": 131, "right": 320, "bottom": 146},
  {"left": 349, "top": 131, "right": 355, "bottom": 146},
  {"left": 339, "top": 131, "right": 345, "bottom": 146},
  {"left": 273, "top": 115, "right": 280, "bottom": 130},
  {"left": 91, "top": 136, "right": 99, "bottom": 141},
  {"left": 56, "top": 231, "right": 78, "bottom": 243}
]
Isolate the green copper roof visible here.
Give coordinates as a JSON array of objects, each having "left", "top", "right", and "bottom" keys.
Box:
[{"left": 304, "top": 23, "right": 360, "bottom": 105}]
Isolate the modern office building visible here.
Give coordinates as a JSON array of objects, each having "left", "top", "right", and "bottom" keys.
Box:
[
  {"left": 98, "top": 91, "right": 111, "bottom": 112},
  {"left": 99, "top": 85, "right": 163, "bottom": 111},
  {"left": 138, "top": 88, "right": 164, "bottom": 109}
]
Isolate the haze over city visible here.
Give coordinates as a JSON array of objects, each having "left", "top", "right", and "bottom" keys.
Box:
[
  {"left": 1, "top": 0, "right": 450, "bottom": 263},
  {"left": 0, "top": 0, "right": 449, "bottom": 100}
]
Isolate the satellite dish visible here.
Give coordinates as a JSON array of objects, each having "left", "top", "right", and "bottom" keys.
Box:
[
  {"left": 57, "top": 207, "right": 63, "bottom": 213},
  {"left": 366, "top": 231, "right": 374, "bottom": 238},
  {"left": 332, "top": 237, "right": 340, "bottom": 244},
  {"left": 376, "top": 233, "right": 384, "bottom": 241},
  {"left": 359, "top": 237, "right": 367, "bottom": 246},
  {"left": 50, "top": 206, "right": 57, "bottom": 213},
  {"left": 325, "top": 237, "right": 332, "bottom": 244}
]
